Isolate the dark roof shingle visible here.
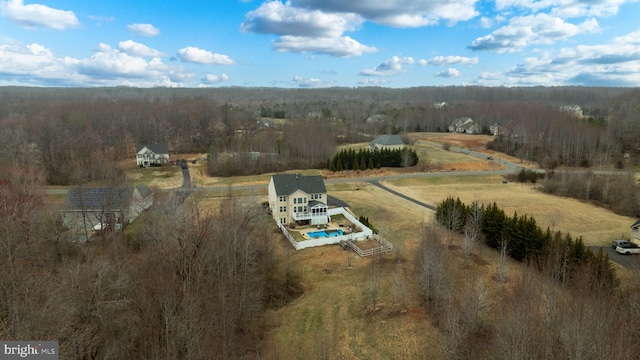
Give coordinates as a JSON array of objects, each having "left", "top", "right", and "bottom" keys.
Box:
[
  {"left": 66, "top": 187, "right": 132, "bottom": 210},
  {"left": 272, "top": 174, "right": 326, "bottom": 196}
]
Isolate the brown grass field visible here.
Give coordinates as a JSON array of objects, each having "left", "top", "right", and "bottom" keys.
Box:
[{"left": 116, "top": 137, "right": 640, "bottom": 358}]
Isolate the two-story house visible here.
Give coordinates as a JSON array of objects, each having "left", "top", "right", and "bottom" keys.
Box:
[
  {"left": 268, "top": 174, "right": 328, "bottom": 227},
  {"left": 136, "top": 144, "right": 169, "bottom": 167}
]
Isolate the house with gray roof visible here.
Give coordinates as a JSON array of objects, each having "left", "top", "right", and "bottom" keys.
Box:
[
  {"left": 136, "top": 144, "right": 169, "bottom": 167},
  {"left": 268, "top": 174, "right": 328, "bottom": 226},
  {"left": 369, "top": 134, "right": 405, "bottom": 151},
  {"left": 61, "top": 183, "right": 154, "bottom": 242}
]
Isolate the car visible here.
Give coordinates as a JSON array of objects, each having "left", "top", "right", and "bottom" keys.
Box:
[
  {"left": 612, "top": 239, "right": 631, "bottom": 249},
  {"left": 616, "top": 242, "right": 640, "bottom": 255},
  {"left": 487, "top": 156, "right": 494, "bottom": 160}
]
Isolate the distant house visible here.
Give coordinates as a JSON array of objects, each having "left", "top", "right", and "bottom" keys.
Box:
[
  {"left": 369, "top": 134, "right": 405, "bottom": 151},
  {"left": 434, "top": 102, "right": 447, "bottom": 109},
  {"left": 489, "top": 122, "right": 502, "bottom": 136},
  {"left": 631, "top": 219, "right": 640, "bottom": 242},
  {"left": 560, "top": 105, "right": 583, "bottom": 117},
  {"left": 449, "top": 118, "right": 481, "bottom": 134},
  {"left": 61, "top": 183, "right": 154, "bottom": 242},
  {"left": 366, "top": 114, "right": 387, "bottom": 123},
  {"left": 268, "top": 174, "right": 328, "bottom": 227},
  {"left": 136, "top": 144, "right": 169, "bottom": 167}
]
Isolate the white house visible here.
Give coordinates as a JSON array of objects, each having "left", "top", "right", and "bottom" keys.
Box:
[
  {"left": 560, "top": 105, "right": 583, "bottom": 117},
  {"left": 448, "top": 118, "right": 481, "bottom": 134},
  {"left": 631, "top": 219, "right": 640, "bottom": 242},
  {"left": 369, "top": 134, "right": 405, "bottom": 151},
  {"left": 61, "top": 183, "right": 154, "bottom": 242},
  {"left": 136, "top": 144, "right": 169, "bottom": 167},
  {"left": 268, "top": 174, "right": 328, "bottom": 227}
]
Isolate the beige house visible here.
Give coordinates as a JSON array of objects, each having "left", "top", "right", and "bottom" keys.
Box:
[{"left": 268, "top": 174, "right": 328, "bottom": 226}]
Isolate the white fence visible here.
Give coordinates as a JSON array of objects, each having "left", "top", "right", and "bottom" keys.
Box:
[{"left": 277, "top": 207, "right": 374, "bottom": 250}]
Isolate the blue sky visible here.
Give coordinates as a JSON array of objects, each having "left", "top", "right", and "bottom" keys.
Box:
[{"left": 1, "top": 0, "right": 639, "bottom": 88}]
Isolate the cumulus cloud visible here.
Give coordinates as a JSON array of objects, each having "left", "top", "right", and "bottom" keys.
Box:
[
  {"left": 0, "top": 41, "right": 194, "bottom": 87},
  {"left": 241, "top": 1, "right": 363, "bottom": 37},
  {"left": 485, "top": 29, "right": 640, "bottom": 86},
  {"left": 201, "top": 73, "right": 230, "bottom": 84},
  {"left": 436, "top": 68, "right": 461, "bottom": 77},
  {"left": 292, "top": 75, "right": 332, "bottom": 88},
  {"left": 420, "top": 55, "right": 479, "bottom": 66},
  {"left": 176, "top": 46, "right": 235, "bottom": 65},
  {"left": 127, "top": 23, "right": 160, "bottom": 37},
  {"left": 1, "top": 0, "right": 79, "bottom": 30},
  {"left": 496, "top": 0, "right": 629, "bottom": 18},
  {"left": 294, "top": 0, "right": 478, "bottom": 27},
  {"left": 241, "top": 1, "right": 375, "bottom": 57},
  {"left": 118, "top": 40, "right": 166, "bottom": 57},
  {"left": 360, "top": 56, "right": 414, "bottom": 76},
  {"left": 275, "top": 35, "right": 376, "bottom": 57},
  {"left": 469, "top": 14, "right": 599, "bottom": 52}
]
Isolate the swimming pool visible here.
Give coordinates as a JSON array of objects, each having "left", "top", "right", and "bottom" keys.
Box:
[{"left": 307, "top": 229, "right": 344, "bottom": 239}]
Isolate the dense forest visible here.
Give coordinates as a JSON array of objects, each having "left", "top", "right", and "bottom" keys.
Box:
[{"left": 1, "top": 86, "right": 640, "bottom": 184}]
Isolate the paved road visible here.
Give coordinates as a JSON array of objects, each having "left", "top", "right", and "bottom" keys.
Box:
[{"left": 368, "top": 180, "right": 436, "bottom": 211}]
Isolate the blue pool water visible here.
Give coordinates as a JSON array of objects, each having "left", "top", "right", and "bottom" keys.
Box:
[{"left": 308, "top": 229, "right": 344, "bottom": 238}]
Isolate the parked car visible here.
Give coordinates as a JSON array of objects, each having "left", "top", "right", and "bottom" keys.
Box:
[
  {"left": 612, "top": 239, "right": 631, "bottom": 249},
  {"left": 616, "top": 242, "right": 640, "bottom": 255},
  {"left": 487, "top": 156, "right": 494, "bottom": 160}
]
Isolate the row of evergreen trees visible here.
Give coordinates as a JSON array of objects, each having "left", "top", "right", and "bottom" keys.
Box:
[
  {"left": 436, "top": 196, "right": 617, "bottom": 290},
  {"left": 329, "top": 148, "right": 418, "bottom": 171}
]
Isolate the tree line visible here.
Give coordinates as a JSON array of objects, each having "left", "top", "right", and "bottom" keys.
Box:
[
  {"left": 436, "top": 196, "right": 617, "bottom": 290},
  {"left": 329, "top": 148, "right": 418, "bottom": 171},
  {"left": 2, "top": 86, "right": 640, "bottom": 185}
]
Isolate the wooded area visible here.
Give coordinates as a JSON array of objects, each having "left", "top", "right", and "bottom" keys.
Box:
[
  {"left": 3, "top": 85, "right": 640, "bottom": 359},
  {"left": 1, "top": 86, "right": 640, "bottom": 184}
]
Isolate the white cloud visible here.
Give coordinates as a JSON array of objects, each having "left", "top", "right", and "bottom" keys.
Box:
[
  {"left": 496, "top": 0, "right": 629, "bottom": 18},
  {"left": 0, "top": 41, "right": 194, "bottom": 87},
  {"left": 1, "top": 0, "right": 79, "bottom": 30},
  {"left": 241, "top": 1, "right": 363, "bottom": 37},
  {"left": 201, "top": 73, "right": 230, "bottom": 84},
  {"left": 357, "top": 78, "right": 394, "bottom": 86},
  {"left": 241, "top": 1, "right": 375, "bottom": 57},
  {"left": 360, "top": 56, "right": 414, "bottom": 76},
  {"left": 485, "top": 29, "right": 640, "bottom": 86},
  {"left": 421, "top": 55, "right": 479, "bottom": 66},
  {"left": 469, "top": 14, "right": 599, "bottom": 52},
  {"left": 176, "top": 46, "right": 235, "bottom": 65},
  {"left": 294, "top": 0, "right": 479, "bottom": 27},
  {"left": 127, "top": 23, "right": 160, "bottom": 37},
  {"left": 479, "top": 16, "right": 493, "bottom": 28},
  {"left": 436, "top": 68, "right": 461, "bottom": 77},
  {"left": 118, "top": 40, "right": 166, "bottom": 57},
  {"left": 292, "top": 75, "right": 332, "bottom": 88},
  {"left": 275, "top": 35, "right": 377, "bottom": 57}
]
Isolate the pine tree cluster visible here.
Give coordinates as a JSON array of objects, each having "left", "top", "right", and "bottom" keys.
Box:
[{"left": 329, "top": 148, "right": 418, "bottom": 171}]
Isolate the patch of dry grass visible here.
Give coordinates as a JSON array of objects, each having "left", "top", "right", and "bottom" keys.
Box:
[{"left": 380, "top": 175, "right": 635, "bottom": 246}]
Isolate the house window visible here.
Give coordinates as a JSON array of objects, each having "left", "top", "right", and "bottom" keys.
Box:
[
  {"left": 297, "top": 206, "right": 303, "bottom": 212},
  {"left": 279, "top": 206, "right": 286, "bottom": 212},
  {"left": 279, "top": 196, "right": 286, "bottom": 202},
  {"left": 281, "top": 218, "right": 286, "bottom": 224}
]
